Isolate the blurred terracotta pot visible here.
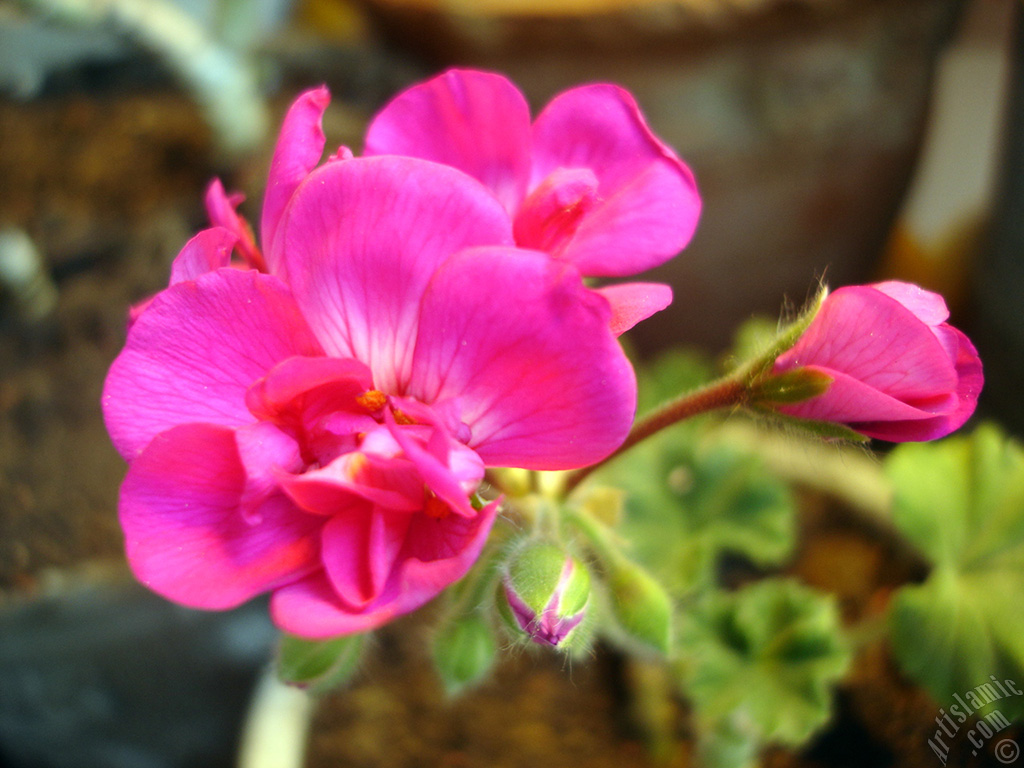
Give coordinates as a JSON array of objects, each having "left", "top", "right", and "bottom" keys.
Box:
[{"left": 355, "top": 0, "right": 963, "bottom": 351}]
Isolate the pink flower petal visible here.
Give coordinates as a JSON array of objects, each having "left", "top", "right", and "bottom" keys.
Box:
[
  {"left": 780, "top": 366, "right": 957, "bottom": 424},
  {"left": 269, "top": 500, "right": 499, "bottom": 638},
  {"left": 595, "top": 282, "right": 673, "bottom": 336},
  {"left": 530, "top": 84, "right": 700, "bottom": 276},
  {"left": 244, "top": 356, "right": 374, "bottom": 425},
  {"left": 408, "top": 246, "right": 636, "bottom": 469},
  {"left": 204, "top": 179, "right": 263, "bottom": 270},
  {"left": 363, "top": 69, "right": 533, "bottom": 213},
  {"left": 384, "top": 411, "right": 482, "bottom": 518},
  {"left": 120, "top": 423, "right": 321, "bottom": 610},
  {"left": 776, "top": 286, "right": 958, "bottom": 403},
  {"left": 103, "top": 269, "right": 324, "bottom": 460},
  {"left": 235, "top": 421, "right": 304, "bottom": 523},
  {"left": 321, "top": 506, "right": 412, "bottom": 609},
  {"left": 512, "top": 167, "right": 599, "bottom": 257},
  {"left": 872, "top": 280, "right": 949, "bottom": 325},
  {"left": 261, "top": 86, "right": 330, "bottom": 275},
  {"left": 168, "top": 227, "right": 238, "bottom": 285},
  {"left": 278, "top": 447, "right": 424, "bottom": 515},
  {"left": 278, "top": 156, "right": 513, "bottom": 393}
]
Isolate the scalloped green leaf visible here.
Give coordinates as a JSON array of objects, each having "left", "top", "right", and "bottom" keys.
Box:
[
  {"left": 595, "top": 427, "right": 797, "bottom": 597},
  {"left": 887, "top": 424, "right": 1024, "bottom": 718},
  {"left": 677, "top": 579, "right": 851, "bottom": 747}
]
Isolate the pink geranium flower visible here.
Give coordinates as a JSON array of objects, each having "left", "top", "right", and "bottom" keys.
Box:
[
  {"left": 103, "top": 149, "right": 637, "bottom": 637},
  {"left": 363, "top": 69, "right": 702, "bottom": 336},
  {"left": 773, "top": 281, "right": 983, "bottom": 441}
]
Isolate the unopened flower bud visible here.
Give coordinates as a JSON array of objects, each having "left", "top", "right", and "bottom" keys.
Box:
[
  {"left": 499, "top": 542, "right": 590, "bottom": 648},
  {"left": 607, "top": 559, "right": 672, "bottom": 655},
  {"left": 432, "top": 613, "right": 496, "bottom": 695}
]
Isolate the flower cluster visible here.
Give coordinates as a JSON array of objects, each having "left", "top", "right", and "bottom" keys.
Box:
[
  {"left": 102, "top": 70, "right": 700, "bottom": 637},
  {"left": 103, "top": 69, "right": 983, "bottom": 646}
]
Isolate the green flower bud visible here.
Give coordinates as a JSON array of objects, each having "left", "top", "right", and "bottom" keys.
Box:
[
  {"left": 607, "top": 559, "right": 673, "bottom": 655},
  {"left": 432, "top": 613, "right": 496, "bottom": 695},
  {"left": 499, "top": 542, "right": 591, "bottom": 648}
]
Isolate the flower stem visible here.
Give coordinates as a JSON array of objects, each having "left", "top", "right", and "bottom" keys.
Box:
[{"left": 563, "top": 375, "right": 749, "bottom": 495}]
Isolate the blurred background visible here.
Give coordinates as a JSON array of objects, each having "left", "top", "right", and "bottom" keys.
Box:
[{"left": 0, "top": 0, "right": 1019, "bottom": 765}]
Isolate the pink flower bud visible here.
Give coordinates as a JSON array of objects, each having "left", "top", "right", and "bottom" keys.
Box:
[{"left": 772, "top": 281, "right": 982, "bottom": 442}]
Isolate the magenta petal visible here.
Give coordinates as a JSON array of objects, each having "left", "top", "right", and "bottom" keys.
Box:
[
  {"left": 278, "top": 450, "right": 423, "bottom": 515},
  {"left": 270, "top": 500, "right": 499, "bottom": 638},
  {"left": 530, "top": 84, "right": 700, "bottom": 276},
  {"left": 235, "top": 421, "right": 304, "bottom": 523},
  {"left": 363, "top": 69, "right": 533, "bottom": 213},
  {"left": 204, "top": 179, "right": 263, "bottom": 270},
  {"left": 513, "top": 167, "right": 599, "bottom": 257},
  {"left": 279, "top": 156, "right": 513, "bottom": 393},
  {"left": 409, "top": 246, "right": 636, "bottom": 470},
  {"left": 321, "top": 507, "right": 411, "bottom": 609},
  {"left": 384, "top": 411, "right": 482, "bottom": 518},
  {"left": 120, "top": 423, "right": 320, "bottom": 610},
  {"left": 168, "top": 227, "right": 238, "bottom": 285},
  {"left": 776, "top": 286, "right": 958, "bottom": 403},
  {"left": 846, "top": 329, "right": 981, "bottom": 442},
  {"left": 780, "top": 366, "right": 956, "bottom": 424},
  {"left": 245, "top": 356, "right": 373, "bottom": 422},
  {"left": 596, "top": 282, "right": 673, "bottom": 336},
  {"left": 871, "top": 281, "right": 950, "bottom": 325},
  {"left": 261, "top": 86, "right": 330, "bottom": 275},
  {"left": 103, "top": 269, "right": 324, "bottom": 460}
]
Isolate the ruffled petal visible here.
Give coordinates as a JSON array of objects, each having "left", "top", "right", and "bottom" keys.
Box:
[
  {"left": 269, "top": 500, "right": 499, "bottom": 638},
  {"left": 278, "top": 156, "right": 513, "bottom": 393},
  {"left": 595, "top": 282, "right": 673, "bottom": 336},
  {"left": 235, "top": 421, "right": 304, "bottom": 523},
  {"left": 321, "top": 506, "right": 412, "bottom": 609},
  {"left": 530, "top": 84, "right": 700, "bottom": 276},
  {"left": 168, "top": 227, "right": 238, "bottom": 285},
  {"left": 384, "top": 411, "right": 483, "bottom": 518},
  {"left": 278, "top": 446, "right": 424, "bottom": 515},
  {"left": 363, "top": 69, "right": 533, "bottom": 213},
  {"left": 103, "top": 269, "right": 324, "bottom": 460},
  {"left": 408, "top": 246, "right": 636, "bottom": 470},
  {"left": 120, "top": 423, "right": 321, "bottom": 610},
  {"left": 261, "top": 86, "right": 330, "bottom": 275}
]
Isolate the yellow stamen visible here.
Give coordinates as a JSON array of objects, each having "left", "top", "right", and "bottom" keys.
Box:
[
  {"left": 356, "top": 389, "right": 387, "bottom": 412},
  {"left": 393, "top": 410, "right": 416, "bottom": 426}
]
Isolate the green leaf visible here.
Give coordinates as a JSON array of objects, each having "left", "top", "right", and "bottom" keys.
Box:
[
  {"left": 276, "top": 632, "right": 365, "bottom": 695},
  {"left": 886, "top": 424, "right": 1024, "bottom": 718},
  {"left": 677, "top": 578, "right": 851, "bottom": 747},
  {"left": 595, "top": 424, "right": 797, "bottom": 597},
  {"left": 432, "top": 613, "right": 497, "bottom": 696}
]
